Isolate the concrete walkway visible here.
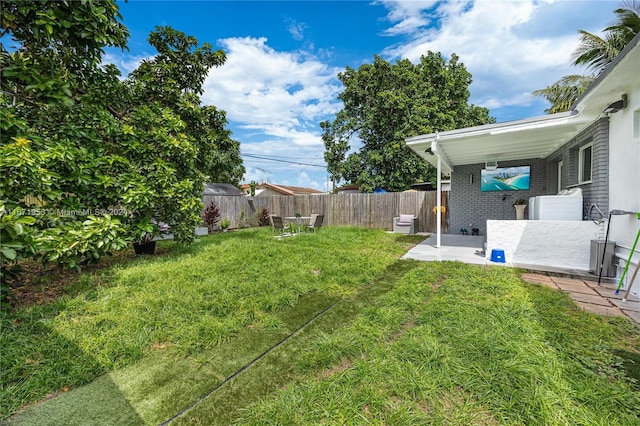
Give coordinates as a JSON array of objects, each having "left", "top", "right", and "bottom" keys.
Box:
[{"left": 403, "top": 234, "right": 640, "bottom": 325}]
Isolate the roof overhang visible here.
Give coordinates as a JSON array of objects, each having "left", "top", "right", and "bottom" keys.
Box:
[
  {"left": 572, "top": 31, "right": 640, "bottom": 116},
  {"left": 406, "top": 111, "right": 591, "bottom": 175},
  {"left": 406, "top": 33, "right": 639, "bottom": 176}
]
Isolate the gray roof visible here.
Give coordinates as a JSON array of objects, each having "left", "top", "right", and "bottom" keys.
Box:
[{"left": 203, "top": 183, "right": 245, "bottom": 196}]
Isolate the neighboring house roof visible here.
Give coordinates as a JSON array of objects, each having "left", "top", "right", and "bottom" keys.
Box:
[
  {"left": 336, "top": 184, "right": 361, "bottom": 193},
  {"left": 411, "top": 181, "right": 451, "bottom": 191},
  {"left": 406, "top": 33, "right": 640, "bottom": 174},
  {"left": 203, "top": 183, "right": 245, "bottom": 196},
  {"left": 257, "top": 183, "right": 323, "bottom": 196}
]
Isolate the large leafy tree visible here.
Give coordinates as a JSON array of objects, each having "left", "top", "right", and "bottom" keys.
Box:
[
  {"left": 534, "top": 1, "right": 640, "bottom": 113},
  {"left": 117, "top": 26, "right": 244, "bottom": 243},
  {"left": 1, "top": 0, "right": 131, "bottom": 286},
  {"left": 1, "top": 1, "right": 243, "bottom": 301},
  {"left": 323, "top": 53, "right": 494, "bottom": 192},
  {"left": 130, "top": 26, "right": 244, "bottom": 185}
]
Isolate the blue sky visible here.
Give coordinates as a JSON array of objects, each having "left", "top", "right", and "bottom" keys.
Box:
[{"left": 105, "top": 0, "right": 616, "bottom": 191}]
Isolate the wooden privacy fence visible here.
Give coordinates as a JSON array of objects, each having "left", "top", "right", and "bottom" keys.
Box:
[{"left": 202, "top": 191, "right": 449, "bottom": 233}]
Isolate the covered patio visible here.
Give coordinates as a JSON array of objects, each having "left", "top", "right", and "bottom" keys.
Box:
[
  {"left": 404, "top": 35, "right": 639, "bottom": 286},
  {"left": 405, "top": 110, "right": 593, "bottom": 249}
]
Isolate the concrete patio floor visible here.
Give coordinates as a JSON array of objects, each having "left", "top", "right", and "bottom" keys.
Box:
[
  {"left": 402, "top": 234, "right": 487, "bottom": 264},
  {"left": 403, "top": 234, "right": 640, "bottom": 325}
]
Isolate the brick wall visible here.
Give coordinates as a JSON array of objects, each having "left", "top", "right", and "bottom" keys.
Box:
[
  {"left": 449, "top": 158, "right": 547, "bottom": 236},
  {"left": 545, "top": 117, "right": 610, "bottom": 217}
]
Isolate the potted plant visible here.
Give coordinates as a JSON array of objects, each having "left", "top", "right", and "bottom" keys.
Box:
[
  {"left": 513, "top": 198, "right": 527, "bottom": 220},
  {"left": 220, "top": 217, "right": 231, "bottom": 232},
  {"left": 132, "top": 218, "right": 169, "bottom": 255}
]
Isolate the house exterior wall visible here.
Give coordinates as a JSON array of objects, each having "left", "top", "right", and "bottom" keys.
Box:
[
  {"left": 608, "top": 86, "right": 640, "bottom": 293},
  {"left": 544, "top": 118, "right": 610, "bottom": 217},
  {"left": 449, "top": 158, "right": 546, "bottom": 235}
]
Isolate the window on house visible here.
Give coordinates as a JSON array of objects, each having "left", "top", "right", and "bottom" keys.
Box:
[
  {"left": 578, "top": 143, "right": 592, "bottom": 183},
  {"left": 557, "top": 160, "right": 563, "bottom": 191}
]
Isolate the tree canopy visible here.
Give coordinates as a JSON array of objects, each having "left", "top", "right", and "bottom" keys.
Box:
[
  {"left": 1, "top": 0, "right": 243, "bottom": 300},
  {"left": 323, "top": 52, "right": 494, "bottom": 192}
]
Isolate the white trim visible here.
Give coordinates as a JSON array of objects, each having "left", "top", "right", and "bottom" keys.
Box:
[
  {"left": 405, "top": 111, "right": 590, "bottom": 173},
  {"left": 566, "top": 181, "right": 592, "bottom": 188},
  {"left": 557, "top": 160, "right": 563, "bottom": 191},
  {"left": 436, "top": 134, "right": 442, "bottom": 249},
  {"left": 578, "top": 143, "right": 593, "bottom": 183}
]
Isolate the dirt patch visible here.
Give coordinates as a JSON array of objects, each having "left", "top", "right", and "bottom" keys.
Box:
[
  {"left": 316, "top": 356, "right": 364, "bottom": 380},
  {"left": 6, "top": 249, "right": 134, "bottom": 310}
]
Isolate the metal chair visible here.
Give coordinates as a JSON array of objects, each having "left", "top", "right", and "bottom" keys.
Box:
[
  {"left": 305, "top": 214, "right": 324, "bottom": 233},
  {"left": 270, "top": 214, "right": 292, "bottom": 237}
]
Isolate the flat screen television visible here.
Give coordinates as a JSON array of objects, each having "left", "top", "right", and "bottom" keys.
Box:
[{"left": 480, "top": 166, "right": 530, "bottom": 192}]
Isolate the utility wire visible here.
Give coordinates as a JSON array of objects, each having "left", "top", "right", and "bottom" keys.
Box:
[
  {"left": 242, "top": 154, "right": 325, "bottom": 168},
  {"left": 241, "top": 153, "right": 322, "bottom": 161}
]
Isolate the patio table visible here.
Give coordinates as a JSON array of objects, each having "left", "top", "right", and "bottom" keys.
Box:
[{"left": 284, "top": 216, "right": 311, "bottom": 234}]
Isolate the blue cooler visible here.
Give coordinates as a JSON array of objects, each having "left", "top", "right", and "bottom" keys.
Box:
[{"left": 490, "top": 249, "right": 505, "bottom": 263}]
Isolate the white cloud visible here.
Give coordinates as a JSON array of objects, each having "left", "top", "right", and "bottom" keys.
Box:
[
  {"left": 240, "top": 138, "right": 327, "bottom": 187},
  {"left": 377, "top": 0, "right": 440, "bottom": 36},
  {"left": 202, "top": 36, "right": 344, "bottom": 186},
  {"left": 295, "top": 171, "right": 324, "bottom": 191},
  {"left": 286, "top": 18, "right": 307, "bottom": 41},
  {"left": 242, "top": 166, "right": 272, "bottom": 184},
  {"left": 379, "top": 0, "right": 613, "bottom": 115},
  {"left": 102, "top": 52, "right": 151, "bottom": 78},
  {"left": 203, "top": 37, "right": 342, "bottom": 142}
]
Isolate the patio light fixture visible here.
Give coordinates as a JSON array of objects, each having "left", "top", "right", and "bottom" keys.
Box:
[
  {"left": 485, "top": 158, "right": 498, "bottom": 171},
  {"left": 603, "top": 94, "right": 627, "bottom": 114}
]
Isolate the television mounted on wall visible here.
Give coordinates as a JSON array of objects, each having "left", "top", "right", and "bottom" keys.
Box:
[{"left": 480, "top": 166, "right": 530, "bottom": 192}]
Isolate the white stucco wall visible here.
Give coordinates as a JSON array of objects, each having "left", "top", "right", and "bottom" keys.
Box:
[
  {"left": 607, "top": 86, "right": 640, "bottom": 292},
  {"left": 486, "top": 220, "right": 603, "bottom": 273}
]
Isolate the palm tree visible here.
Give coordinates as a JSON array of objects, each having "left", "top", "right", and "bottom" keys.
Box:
[
  {"left": 534, "top": 1, "right": 640, "bottom": 112},
  {"left": 532, "top": 75, "right": 594, "bottom": 114},
  {"left": 572, "top": 1, "right": 640, "bottom": 73}
]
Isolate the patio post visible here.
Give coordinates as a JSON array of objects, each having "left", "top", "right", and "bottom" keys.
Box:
[{"left": 435, "top": 135, "right": 441, "bottom": 248}]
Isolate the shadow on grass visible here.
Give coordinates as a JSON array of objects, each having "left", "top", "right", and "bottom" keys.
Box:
[
  {"left": 168, "top": 259, "right": 422, "bottom": 425},
  {"left": 2, "top": 321, "right": 144, "bottom": 425},
  {"left": 3, "top": 288, "right": 345, "bottom": 425},
  {"left": 3, "top": 231, "right": 421, "bottom": 425}
]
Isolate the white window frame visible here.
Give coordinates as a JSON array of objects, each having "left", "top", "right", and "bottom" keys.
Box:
[
  {"left": 578, "top": 143, "right": 593, "bottom": 184},
  {"left": 557, "top": 160, "right": 563, "bottom": 192}
]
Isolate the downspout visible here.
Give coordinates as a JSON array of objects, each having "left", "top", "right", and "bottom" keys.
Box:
[{"left": 435, "top": 133, "right": 441, "bottom": 249}]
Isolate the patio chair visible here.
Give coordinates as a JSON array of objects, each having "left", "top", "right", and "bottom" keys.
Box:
[
  {"left": 305, "top": 214, "right": 324, "bottom": 233},
  {"left": 270, "top": 215, "right": 292, "bottom": 237},
  {"left": 393, "top": 214, "right": 418, "bottom": 234},
  {"left": 305, "top": 214, "right": 318, "bottom": 231}
]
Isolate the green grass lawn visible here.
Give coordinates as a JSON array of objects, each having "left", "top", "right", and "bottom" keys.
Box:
[{"left": 2, "top": 227, "right": 639, "bottom": 425}]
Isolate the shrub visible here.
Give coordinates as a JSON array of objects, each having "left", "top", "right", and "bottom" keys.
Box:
[
  {"left": 258, "top": 208, "right": 270, "bottom": 226},
  {"left": 202, "top": 200, "right": 221, "bottom": 232},
  {"left": 237, "top": 209, "right": 258, "bottom": 229}
]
